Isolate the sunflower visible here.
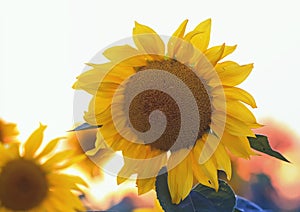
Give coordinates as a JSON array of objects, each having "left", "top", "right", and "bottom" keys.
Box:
[
  {"left": 73, "top": 19, "right": 261, "bottom": 204},
  {"left": 0, "top": 124, "right": 87, "bottom": 211},
  {"left": 0, "top": 119, "right": 19, "bottom": 144},
  {"left": 65, "top": 128, "right": 113, "bottom": 178}
]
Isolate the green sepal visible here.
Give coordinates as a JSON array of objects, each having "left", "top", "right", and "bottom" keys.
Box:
[{"left": 248, "top": 134, "right": 290, "bottom": 163}]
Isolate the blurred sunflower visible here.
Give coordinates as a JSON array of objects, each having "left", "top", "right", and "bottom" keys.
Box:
[
  {"left": 65, "top": 128, "right": 113, "bottom": 178},
  {"left": 74, "top": 19, "right": 261, "bottom": 203},
  {"left": 0, "top": 119, "right": 19, "bottom": 144},
  {"left": 0, "top": 124, "right": 87, "bottom": 211}
]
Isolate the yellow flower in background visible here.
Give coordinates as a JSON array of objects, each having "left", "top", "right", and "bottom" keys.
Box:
[
  {"left": 0, "top": 119, "right": 19, "bottom": 144},
  {"left": 0, "top": 124, "right": 87, "bottom": 211},
  {"left": 74, "top": 19, "right": 261, "bottom": 204},
  {"left": 65, "top": 128, "right": 114, "bottom": 178}
]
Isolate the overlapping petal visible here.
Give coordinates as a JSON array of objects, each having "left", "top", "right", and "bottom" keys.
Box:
[
  {"left": 216, "top": 61, "right": 253, "bottom": 86},
  {"left": 133, "top": 21, "right": 165, "bottom": 55},
  {"left": 167, "top": 149, "right": 193, "bottom": 204},
  {"left": 189, "top": 19, "right": 211, "bottom": 52}
]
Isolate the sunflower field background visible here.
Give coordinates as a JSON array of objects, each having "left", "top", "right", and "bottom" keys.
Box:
[{"left": 1, "top": 0, "right": 300, "bottom": 211}]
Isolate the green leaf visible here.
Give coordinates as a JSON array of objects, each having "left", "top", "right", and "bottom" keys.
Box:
[
  {"left": 192, "top": 180, "right": 236, "bottom": 212},
  {"left": 155, "top": 168, "right": 180, "bottom": 212},
  {"left": 68, "top": 123, "right": 102, "bottom": 132},
  {"left": 155, "top": 167, "right": 236, "bottom": 212},
  {"left": 248, "top": 134, "right": 290, "bottom": 163}
]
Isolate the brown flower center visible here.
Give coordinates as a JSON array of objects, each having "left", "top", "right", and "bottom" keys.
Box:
[
  {"left": 0, "top": 159, "right": 48, "bottom": 210},
  {"left": 127, "top": 59, "right": 212, "bottom": 151}
]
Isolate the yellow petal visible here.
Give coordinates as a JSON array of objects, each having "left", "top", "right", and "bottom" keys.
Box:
[
  {"left": 193, "top": 53, "right": 215, "bottom": 78},
  {"left": 23, "top": 123, "right": 47, "bottom": 159},
  {"left": 167, "top": 150, "right": 193, "bottom": 204},
  {"left": 136, "top": 152, "right": 166, "bottom": 178},
  {"left": 224, "top": 86, "right": 257, "bottom": 108},
  {"left": 225, "top": 116, "right": 255, "bottom": 137},
  {"left": 205, "top": 44, "right": 237, "bottom": 66},
  {"left": 117, "top": 175, "right": 129, "bottom": 185},
  {"left": 73, "top": 80, "right": 99, "bottom": 95},
  {"left": 30, "top": 205, "right": 45, "bottom": 212},
  {"left": 103, "top": 45, "right": 149, "bottom": 66},
  {"left": 84, "top": 98, "right": 111, "bottom": 123},
  {"left": 191, "top": 155, "right": 213, "bottom": 188},
  {"left": 86, "top": 131, "right": 109, "bottom": 156},
  {"left": 221, "top": 132, "right": 255, "bottom": 158},
  {"left": 133, "top": 21, "right": 165, "bottom": 55},
  {"left": 122, "top": 143, "right": 149, "bottom": 159},
  {"left": 74, "top": 63, "right": 113, "bottom": 84},
  {"left": 39, "top": 199, "right": 57, "bottom": 212},
  {"left": 190, "top": 19, "right": 211, "bottom": 52},
  {"left": 210, "top": 114, "right": 226, "bottom": 139},
  {"left": 136, "top": 177, "right": 155, "bottom": 195},
  {"left": 173, "top": 40, "right": 195, "bottom": 63},
  {"left": 54, "top": 154, "right": 86, "bottom": 170},
  {"left": 1, "top": 122, "right": 19, "bottom": 140},
  {"left": 74, "top": 63, "right": 135, "bottom": 95},
  {"left": 213, "top": 143, "right": 232, "bottom": 180},
  {"left": 193, "top": 140, "right": 219, "bottom": 189},
  {"left": 98, "top": 82, "right": 120, "bottom": 97},
  {"left": 41, "top": 150, "right": 75, "bottom": 172},
  {"left": 201, "top": 158, "right": 219, "bottom": 190},
  {"left": 183, "top": 30, "right": 200, "bottom": 42},
  {"left": 204, "top": 43, "right": 225, "bottom": 66},
  {"left": 103, "top": 45, "right": 140, "bottom": 61},
  {"left": 206, "top": 45, "right": 236, "bottom": 60},
  {"left": 6, "top": 142, "right": 20, "bottom": 158},
  {"left": 46, "top": 191, "right": 69, "bottom": 211},
  {"left": 48, "top": 173, "right": 88, "bottom": 191},
  {"left": 117, "top": 158, "right": 138, "bottom": 184},
  {"left": 85, "top": 146, "right": 100, "bottom": 157},
  {"left": 102, "top": 65, "right": 135, "bottom": 83},
  {"left": 84, "top": 99, "right": 114, "bottom": 125},
  {"left": 227, "top": 101, "right": 258, "bottom": 125},
  {"left": 98, "top": 123, "right": 127, "bottom": 150},
  {"left": 222, "top": 45, "right": 237, "bottom": 58},
  {"left": 216, "top": 61, "right": 253, "bottom": 86},
  {"left": 85, "top": 82, "right": 121, "bottom": 114},
  {"left": 154, "top": 199, "right": 164, "bottom": 212},
  {"left": 36, "top": 137, "right": 65, "bottom": 160},
  {"left": 173, "top": 19, "right": 189, "bottom": 38},
  {"left": 167, "top": 19, "right": 188, "bottom": 57}
]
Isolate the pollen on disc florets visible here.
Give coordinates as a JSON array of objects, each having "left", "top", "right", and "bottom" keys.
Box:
[{"left": 124, "top": 59, "right": 212, "bottom": 152}]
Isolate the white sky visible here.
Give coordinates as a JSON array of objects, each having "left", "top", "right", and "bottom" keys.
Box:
[{"left": 1, "top": 0, "right": 300, "bottom": 141}]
